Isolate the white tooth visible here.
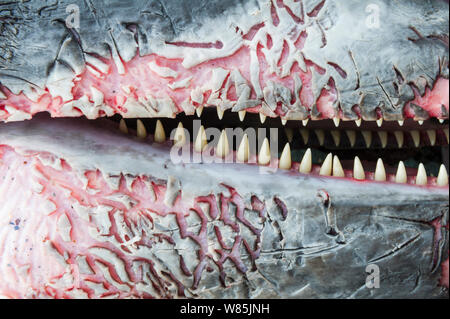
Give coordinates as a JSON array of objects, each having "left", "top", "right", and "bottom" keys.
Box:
[
  {"left": 238, "top": 110, "right": 246, "bottom": 122},
  {"left": 154, "top": 120, "right": 166, "bottom": 143},
  {"left": 377, "top": 131, "right": 388, "bottom": 148},
  {"left": 355, "top": 118, "right": 362, "bottom": 127},
  {"left": 237, "top": 134, "right": 250, "bottom": 162},
  {"left": 415, "top": 163, "right": 427, "bottom": 186},
  {"left": 194, "top": 126, "right": 207, "bottom": 152},
  {"left": 330, "top": 130, "right": 341, "bottom": 147},
  {"left": 438, "top": 119, "right": 444, "bottom": 124},
  {"left": 418, "top": 120, "right": 424, "bottom": 125},
  {"left": 258, "top": 138, "right": 271, "bottom": 165},
  {"left": 361, "top": 131, "right": 372, "bottom": 147},
  {"left": 394, "top": 131, "right": 404, "bottom": 148},
  {"left": 437, "top": 164, "right": 449, "bottom": 186},
  {"left": 374, "top": 158, "right": 387, "bottom": 182},
  {"left": 216, "top": 130, "right": 230, "bottom": 158},
  {"left": 285, "top": 128, "right": 294, "bottom": 143},
  {"left": 259, "top": 113, "right": 267, "bottom": 124},
  {"left": 279, "top": 143, "right": 292, "bottom": 170},
  {"left": 353, "top": 156, "right": 365, "bottom": 180},
  {"left": 136, "top": 119, "right": 147, "bottom": 139},
  {"left": 300, "top": 128, "right": 309, "bottom": 144},
  {"left": 332, "top": 155, "right": 345, "bottom": 177},
  {"left": 319, "top": 153, "right": 333, "bottom": 176},
  {"left": 196, "top": 106, "right": 204, "bottom": 117},
  {"left": 395, "top": 161, "right": 407, "bottom": 184},
  {"left": 315, "top": 129, "right": 325, "bottom": 146},
  {"left": 345, "top": 130, "right": 356, "bottom": 147},
  {"left": 299, "top": 148, "right": 312, "bottom": 173},
  {"left": 426, "top": 130, "right": 436, "bottom": 146},
  {"left": 333, "top": 117, "right": 340, "bottom": 127},
  {"left": 302, "top": 119, "right": 309, "bottom": 126},
  {"left": 410, "top": 130, "right": 420, "bottom": 147},
  {"left": 119, "top": 119, "right": 128, "bottom": 134},
  {"left": 173, "top": 122, "right": 186, "bottom": 146},
  {"left": 376, "top": 118, "right": 383, "bottom": 127},
  {"left": 281, "top": 118, "right": 287, "bottom": 126},
  {"left": 444, "top": 128, "right": 449, "bottom": 143},
  {"left": 398, "top": 120, "right": 404, "bottom": 126},
  {"left": 217, "top": 107, "right": 224, "bottom": 120}
]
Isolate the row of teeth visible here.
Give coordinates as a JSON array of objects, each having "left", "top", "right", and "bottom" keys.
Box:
[
  {"left": 286, "top": 127, "right": 449, "bottom": 148},
  {"left": 119, "top": 119, "right": 449, "bottom": 187},
  {"left": 196, "top": 106, "right": 447, "bottom": 126}
]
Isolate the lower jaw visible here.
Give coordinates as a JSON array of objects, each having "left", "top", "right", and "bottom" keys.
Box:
[{"left": 0, "top": 115, "right": 448, "bottom": 299}]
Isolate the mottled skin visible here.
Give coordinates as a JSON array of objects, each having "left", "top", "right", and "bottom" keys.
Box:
[{"left": 0, "top": 0, "right": 449, "bottom": 298}]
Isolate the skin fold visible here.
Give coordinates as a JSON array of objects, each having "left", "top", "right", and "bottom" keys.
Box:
[{"left": 0, "top": 0, "right": 449, "bottom": 298}]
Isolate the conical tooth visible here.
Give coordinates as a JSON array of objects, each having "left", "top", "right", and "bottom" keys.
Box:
[
  {"left": 353, "top": 156, "right": 365, "bottom": 180},
  {"left": 136, "top": 119, "right": 147, "bottom": 139},
  {"left": 437, "top": 164, "right": 449, "bottom": 186},
  {"left": 439, "top": 119, "right": 444, "bottom": 124},
  {"left": 418, "top": 120, "right": 424, "bottom": 125},
  {"left": 258, "top": 138, "right": 271, "bottom": 165},
  {"left": 302, "top": 119, "right": 309, "bottom": 126},
  {"left": 216, "top": 130, "right": 230, "bottom": 158},
  {"left": 377, "top": 131, "right": 388, "bottom": 148},
  {"left": 259, "top": 113, "right": 267, "bottom": 124},
  {"left": 376, "top": 118, "right": 383, "bottom": 127},
  {"left": 398, "top": 120, "right": 404, "bottom": 126},
  {"left": 194, "top": 126, "right": 207, "bottom": 152},
  {"left": 285, "top": 128, "right": 294, "bottom": 143},
  {"left": 154, "top": 120, "right": 166, "bottom": 143},
  {"left": 345, "top": 130, "right": 356, "bottom": 147},
  {"left": 299, "top": 148, "right": 312, "bottom": 173},
  {"left": 315, "top": 129, "right": 325, "bottom": 146},
  {"left": 238, "top": 110, "right": 246, "bottom": 122},
  {"left": 330, "top": 130, "right": 341, "bottom": 147},
  {"left": 319, "top": 153, "right": 333, "bottom": 176},
  {"left": 426, "top": 130, "right": 436, "bottom": 146},
  {"left": 281, "top": 118, "right": 287, "bottom": 126},
  {"left": 196, "top": 106, "right": 204, "bottom": 117},
  {"left": 279, "top": 143, "right": 292, "bottom": 170},
  {"left": 361, "top": 130, "right": 372, "bottom": 147},
  {"left": 444, "top": 128, "right": 449, "bottom": 143},
  {"left": 237, "top": 134, "right": 250, "bottom": 162},
  {"left": 299, "top": 128, "right": 309, "bottom": 144},
  {"left": 395, "top": 161, "right": 407, "bottom": 183},
  {"left": 173, "top": 122, "right": 186, "bottom": 146},
  {"left": 332, "top": 155, "right": 345, "bottom": 177},
  {"left": 374, "top": 158, "right": 386, "bottom": 181},
  {"left": 394, "top": 131, "right": 404, "bottom": 148},
  {"left": 217, "top": 107, "right": 224, "bottom": 120},
  {"left": 333, "top": 117, "right": 340, "bottom": 127},
  {"left": 355, "top": 118, "right": 362, "bottom": 127},
  {"left": 415, "top": 163, "right": 427, "bottom": 186},
  {"left": 410, "top": 130, "right": 420, "bottom": 147},
  {"left": 119, "top": 119, "right": 128, "bottom": 134}
]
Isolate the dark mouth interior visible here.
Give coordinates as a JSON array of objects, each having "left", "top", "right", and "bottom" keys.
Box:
[{"left": 107, "top": 109, "right": 449, "bottom": 177}]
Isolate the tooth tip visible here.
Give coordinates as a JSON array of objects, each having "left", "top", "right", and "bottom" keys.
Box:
[
  {"left": 319, "top": 153, "right": 333, "bottom": 176},
  {"left": 238, "top": 110, "right": 246, "bottom": 122},
  {"left": 216, "top": 129, "right": 230, "bottom": 158},
  {"left": 437, "top": 164, "right": 449, "bottom": 186},
  {"left": 259, "top": 113, "right": 267, "bottom": 124},
  {"left": 416, "top": 163, "right": 427, "bottom": 186},
  {"left": 332, "top": 155, "right": 345, "bottom": 177},
  {"left": 279, "top": 143, "right": 292, "bottom": 170},
  {"left": 302, "top": 119, "right": 309, "bottom": 126},
  {"left": 355, "top": 119, "right": 362, "bottom": 127},
  {"left": 299, "top": 148, "right": 312, "bottom": 174},
  {"left": 119, "top": 119, "right": 129, "bottom": 134},
  {"left": 374, "top": 158, "right": 387, "bottom": 182},
  {"left": 333, "top": 118, "right": 340, "bottom": 127},
  {"left": 258, "top": 138, "right": 271, "bottom": 165},
  {"left": 353, "top": 156, "right": 365, "bottom": 180},
  {"left": 395, "top": 161, "right": 407, "bottom": 183},
  {"left": 376, "top": 118, "right": 383, "bottom": 127},
  {"left": 136, "top": 119, "right": 147, "bottom": 139}
]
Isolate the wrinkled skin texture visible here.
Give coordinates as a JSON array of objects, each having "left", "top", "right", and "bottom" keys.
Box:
[{"left": 0, "top": 0, "right": 449, "bottom": 299}]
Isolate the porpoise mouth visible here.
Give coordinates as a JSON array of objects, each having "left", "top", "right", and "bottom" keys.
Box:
[{"left": 0, "top": 0, "right": 448, "bottom": 299}]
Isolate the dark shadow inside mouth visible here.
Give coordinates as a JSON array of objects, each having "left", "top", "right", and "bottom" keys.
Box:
[{"left": 106, "top": 109, "right": 449, "bottom": 176}]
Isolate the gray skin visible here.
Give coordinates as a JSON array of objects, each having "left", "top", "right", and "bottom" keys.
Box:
[
  {"left": 0, "top": 116, "right": 448, "bottom": 298},
  {"left": 0, "top": 0, "right": 449, "bottom": 298}
]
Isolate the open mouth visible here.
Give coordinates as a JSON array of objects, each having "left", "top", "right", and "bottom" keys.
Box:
[{"left": 0, "top": 0, "right": 449, "bottom": 299}]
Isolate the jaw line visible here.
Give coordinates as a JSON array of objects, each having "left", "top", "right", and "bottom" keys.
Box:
[{"left": 1, "top": 114, "right": 448, "bottom": 204}]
